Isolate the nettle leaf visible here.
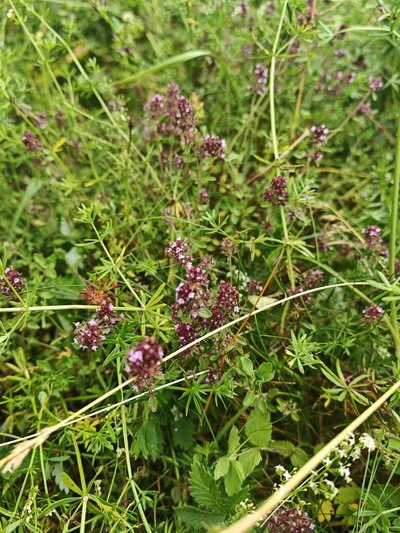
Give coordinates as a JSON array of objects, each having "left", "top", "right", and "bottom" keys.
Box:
[
  {"left": 214, "top": 456, "right": 230, "bottom": 480},
  {"left": 228, "top": 426, "right": 240, "bottom": 456},
  {"left": 175, "top": 505, "right": 226, "bottom": 530},
  {"left": 224, "top": 460, "right": 245, "bottom": 496},
  {"left": 245, "top": 408, "right": 272, "bottom": 448},
  {"left": 238, "top": 448, "right": 262, "bottom": 477},
  {"left": 189, "top": 461, "right": 225, "bottom": 511}
]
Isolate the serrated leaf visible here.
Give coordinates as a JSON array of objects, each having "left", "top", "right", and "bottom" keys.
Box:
[
  {"left": 175, "top": 505, "right": 225, "bottom": 530},
  {"left": 133, "top": 418, "right": 164, "bottom": 460},
  {"left": 238, "top": 449, "right": 262, "bottom": 477},
  {"left": 245, "top": 408, "right": 272, "bottom": 448},
  {"left": 224, "top": 460, "right": 245, "bottom": 496},
  {"left": 189, "top": 461, "right": 225, "bottom": 511},
  {"left": 214, "top": 456, "right": 230, "bottom": 480}
]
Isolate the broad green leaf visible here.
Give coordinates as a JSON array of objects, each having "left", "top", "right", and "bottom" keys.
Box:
[
  {"left": 228, "top": 426, "right": 240, "bottom": 456},
  {"left": 214, "top": 456, "right": 230, "bottom": 480},
  {"left": 245, "top": 409, "right": 272, "bottom": 448},
  {"left": 248, "top": 295, "right": 276, "bottom": 309},
  {"left": 175, "top": 505, "right": 225, "bottom": 530},
  {"left": 238, "top": 449, "right": 262, "bottom": 477},
  {"left": 224, "top": 460, "right": 245, "bottom": 496},
  {"left": 290, "top": 447, "right": 308, "bottom": 468},
  {"left": 256, "top": 362, "right": 274, "bottom": 382}
]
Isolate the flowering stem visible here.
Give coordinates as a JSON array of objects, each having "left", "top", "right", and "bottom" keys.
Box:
[{"left": 389, "top": 110, "right": 400, "bottom": 342}]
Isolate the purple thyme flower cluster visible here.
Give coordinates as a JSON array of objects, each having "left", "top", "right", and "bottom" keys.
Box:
[
  {"left": 363, "top": 225, "right": 388, "bottom": 256},
  {"left": 362, "top": 304, "right": 384, "bottom": 324},
  {"left": 310, "top": 124, "right": 329, "bottom": 146},
  {"left": 145, "top": 82, "right": 197, "bottom": 144},
  {"left": 248, "top": 64, "right": 269, "bottom": 94},
  {"left": 145, "top": 83, "right": 226, "bottom": 161},
  {"left": 368, "top": 76, "right": 384, "bottom": 92},
  {"left": 0, "top": 267, "right": 25, "bottom": 299},
  {"left": 125, "top": 336, "right": 163, "bottom": 390},
  {"left": 21, "top": 130, "right": 43, "bottom": 151},
  {"left": 166, "top": 238, "right": 239, "bottom": 349},
  {"left": 290, "top": 269, "right": 325, "bottom": 310},
  {"left": 266, "top": 507, "right": 315, "bottom": 533},
  {"left": 199, "top": 135, "right": 226, "bottom": 160},
  {"left": 73, "top": 297, "right": 118, "bottom": 351},
  {"left": 315, "top": 71, "right": 355, "bottom": 96},
  {"left": 263, "top": 176, "right": 288, "bottom": 206}
]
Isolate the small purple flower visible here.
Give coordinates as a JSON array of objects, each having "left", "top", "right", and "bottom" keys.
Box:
[
  {"left": 125, "top": 336, "right": 163, "bottom": 389},
  {"left": 146, "top": 93, "right": 164, "bottom": 119},
  {"left": 174, "top": 155, "right": 183, "bottom": 168},
  {"left": 358, "top": 102, "right": 372, "bottom": 116},
  {"left": 248, "top": 64, "right": 269, "bottom": 94},
  {"left": 34, "top": 113, "right": 48, "bottom": 130},
  {"left": 334, "top": 48, "right": 346, "bottom": 57},
  {"left": 263, "top": 176, "right": 288, "bottom": 206},
  {"left": 362, "top": 304, "right": 384, "bottom": 324},
  {"left": 369, "top": 76, "right": 384, "bottom": 92},
  {"left": 363, "top": 225, "right": 383, "bottom": 251},
  {"left": 317, "top": 235, "right": 330, "bottom": 253},
  {"left": 73, "top": 319, "right": 106, "bottom": 351},
  {"left": 266, "top": 507, "right": 315, "bottom": 532},
  {"left": 22, "top": 130, "right": 43, "bottom": 151},
  {"left": 310, "top": 124, "right": 329, "bottom": 146},
  {"left": 307, "top": 150, "right": 323, "bottom": 163},
  {"left": 199, "top": 189, "right": 209, "bottom": 204},
  {"left": 0, "top": 267, "right": 25, "bottom": 298},
  {"left": 221, "top": 237, "right": 238, "bottom": 257},
  {"left": 166, "top": 237, "right": 193, "bottom": 267},
  {"left": 96, "top": 298, "right": 118, "bottom": 331},
  {"left": 199, "top": 135, "right": 226, "bottom": 160},
  {"left": 302, "top": 269, "right": 324, "bottom": 289}
]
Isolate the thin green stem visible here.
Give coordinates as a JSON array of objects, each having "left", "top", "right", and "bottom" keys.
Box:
[{"left": 389, "top": 112, "right": 400, "bottom": 344}]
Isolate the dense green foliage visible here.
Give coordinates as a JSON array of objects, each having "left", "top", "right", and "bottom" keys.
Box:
[{"left": 1, "top": 0, "right": 400, "bottom": 531}]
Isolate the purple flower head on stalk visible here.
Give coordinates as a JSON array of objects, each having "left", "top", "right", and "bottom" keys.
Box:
[
  {"left": 34, "top": 113, "right": 48, "bottom": 130},
  {"left": 307, "top": 150, "right": 323, "bottom": 163},
  {"left": 358, "top": 102, "right": 373, "bottom": 116},
  {"left": 242, "top": 42, "right": 253, "bottom": 57},
  {"left": 73, "top": 319, "right": 106, "bottom": 351},
  {"left": 248, "top": 64, "right": 269, "bottom": 94},
  {"left": 363, "top": 304, "right": 384, "bottom": 324},
  {"left": 199, "top": 188, "right": 209, "bottom": 204},
  {"left": 221, "top": 237, "right": 238, "bottom": 257},
  {"left": 302, "top": 269, "right": 324, "bottom": 289},
  {"left": 0, "top": 267, "right": 25, "bottom": 299},
  {"left": 21, "top": 130, "right": 43, "bottom": 151},
  {"left": 266, "top": 507, "right": 315, "bottom": 532},
  {"left": 263, "top": 176, "right": 288, "bottom": 206},
  {"left": 166, "top": 237, "right": 193, "bottom": 268},
  {"left": 310, "top": 124, "right": 329, "bottom": 146},
  {"left": 96, "top": 298, "right": 118, "bottom": 330},
  {"left": 317, "top": 235, "right": 330, "bottom": 253},
  {"left": 146, "top": 94, "right": 164, "bottom": 119},
  {"left": 125, "top": 337, "right": 163, "bottom": 390},
  {"left": 369, "top": 76, "right": 384, "bottom": 92},
  {"left": 199, "top": 135, "right": 226, "bottom": 160},
  {"left": 363, "top": 225, "right": 383, "bottom": 251}
]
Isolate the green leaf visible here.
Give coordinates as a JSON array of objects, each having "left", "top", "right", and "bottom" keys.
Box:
[
  {"left": 238, "top": 449, "right": 262, "bottom": 477},
  {"left": 237, "top": 357, "right": 254, "bottom": 378},
  {"left": 61, "top": 472, "right": 83, "bottom": 495},
  {"left": 245, "top": 408, "right": 272, "bottom": 448},
  {"left": 228, "top": 426, "right": 240, "bottom": 456},
  {"left": 189, "top": 461, "right": 225, "bottom": 511},
  {"left": 198, "top": 307, "right": 213, "bottom": 318},
  {"left": 224, "top": 460, "right": 245, "bottom": 496},
  {"left": 266, "top": 440, "right": 295, "bottom": 456},
  {"left": 133, "top": 418, "right": 164, "bottom": 460},
  {"left": 248, "top": 295, "right": 276, "bottom": 309},
  {"left": 175, "top": 505, "right": 225, "bottom": 530},
  {"left": 114, "top": 50, "right": 211, "bottom": 85},
  {"left": 256, "top": 362, "right": 275, "bottom": 382},
  {"left": 214, "top": 456, "right": 230, "bottom": 480},
  {"left": 290, "top": 447, "right": 308, "bottom": 468}
]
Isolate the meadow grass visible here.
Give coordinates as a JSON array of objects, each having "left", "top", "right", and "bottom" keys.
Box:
[{"left": 1, "top": 1, "right": 400, "bottom": 531}]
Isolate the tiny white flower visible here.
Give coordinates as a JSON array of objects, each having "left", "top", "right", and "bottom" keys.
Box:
[
  {"left": 275, "top": 465, "right": 285, "bottom": 474},
  {"left": 360, "top": 433, "right": 375, "bottom": 451},
  {"left": 323, "top": 456, "right": 332, "bottom": 466},
  {"left": 7, "top": 8, "right": 14, "bottom": 18},
  {"left": 350, "top": 446, "right": 362, "bottom": 461},
  {"left": 339, "top": 465, "right": 351, "bottom": 478}
]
